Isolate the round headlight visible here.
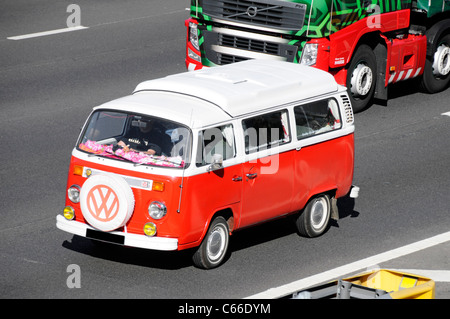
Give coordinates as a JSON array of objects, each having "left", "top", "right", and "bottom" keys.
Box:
[
  {"left": 143, "top": 222, "right": 157, "bottom": 237},
  {"left": 68, "top": 185, "right": 81, "bottom": 203},
  {"left": 148, "top": 201, "right": 167, "bottom": 220},
  {"left": 63, "top": 206, "right": 75, "bottom": 220}
]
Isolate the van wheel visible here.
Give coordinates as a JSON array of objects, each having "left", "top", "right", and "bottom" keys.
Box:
[
  {"left": 421, "top": 33, "right": 450, "bottom": 93},
  {"left": 192, "top": 216, "right": 229, "bottom": 269},
  {"left": 295, "top": 195, "right": 331, "bottom": 238},
  {"left": 346, "top": 44, "right": 377, "bottom": 113}
]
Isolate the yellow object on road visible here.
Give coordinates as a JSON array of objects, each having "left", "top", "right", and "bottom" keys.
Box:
[
  {"left": 344, "top": 269, "right": 435, "bottom": 299},
  {"left": 290, "top": 269, "right": 435, "bottom": 299}
]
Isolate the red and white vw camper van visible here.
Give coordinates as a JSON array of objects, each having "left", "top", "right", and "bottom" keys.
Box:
[{"left": 56, "top": 60, "right": 356, "bottom": 269}]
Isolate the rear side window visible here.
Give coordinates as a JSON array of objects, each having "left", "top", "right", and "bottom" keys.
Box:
[
  {"left": 242, "top": 110, "right": 290, "bottom": 154},
  {"left": 294, "top": 98, "right": 341, "bottom": 140}
]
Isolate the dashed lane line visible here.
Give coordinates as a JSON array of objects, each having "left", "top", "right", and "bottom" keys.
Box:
[{"left": 7, "top": 26, "right": 88, "bottom": 40}]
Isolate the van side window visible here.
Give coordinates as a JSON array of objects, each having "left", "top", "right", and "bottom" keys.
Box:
[
  {"left": 196, "top": 124, "right": 236, "bottom": 167},
  {"left": 294, "top": 98, "right": 341, "bottom": 140},
  {"left": 243, "top": 110, "right": 290, "bottom": 154}
]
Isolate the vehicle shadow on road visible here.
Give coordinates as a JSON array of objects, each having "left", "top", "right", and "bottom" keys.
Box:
[
  {"left": 229, "top": 193, "right": 360, "bottom": 253},
  {"left": 336, "top": 193, "right": 360, "bottom": 219},
  {"left": 388, "top": 78, "right": 423, "bottom": 100},
  {"left": 61, "top": 193, "right": 360, "bottom": 270},
  {"left": 62, "top": 236, "right": 194, "bottom": 270},
  {"left": 373, "top": 78, "right": 423, "bottom": 107}
]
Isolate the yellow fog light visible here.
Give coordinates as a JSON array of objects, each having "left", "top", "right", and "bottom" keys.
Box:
[
  {"left": 143, "top": 222, "right": 157, "bottom": 237},
  {"left": 63, "top": 206, "right": 75, "bottom": 220}
]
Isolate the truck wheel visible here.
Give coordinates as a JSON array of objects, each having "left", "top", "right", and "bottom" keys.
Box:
[
  {"left": 346, "top": 44, "right": 377, "bottom": 113},
  {"left": 193, "top": 216, "right": 229, "bottom": 269},
  {"left": 296, "top": 195, "right": 331, "bottom": 238},
  {"left": 421, "top": 33, "right": 450, "bottom": 93}
]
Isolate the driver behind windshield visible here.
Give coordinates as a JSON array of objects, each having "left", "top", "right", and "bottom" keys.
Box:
[{"left": 114, "top": 119, "right": 171, "bottom": 156}]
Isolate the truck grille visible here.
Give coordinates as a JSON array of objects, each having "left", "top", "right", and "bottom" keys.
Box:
[
  {"left": 203, "top": 29, "right": 298, "bottom": 65},
  {"left": 219, "top": 33, "right": 279, "bottom": 55},
  {"left": 202, "top": 0, "right": 307, "bottom": 31},
  {"left": 218, "top": 54, "right": 249, "bottom": 65}
]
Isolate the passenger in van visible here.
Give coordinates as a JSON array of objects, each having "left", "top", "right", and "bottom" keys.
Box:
[
  {"left": 115, "top": 119, "right": 172, "bottom": 156},
  {"left": 295, "top": 99, "right": 342, "bottom": 139}
]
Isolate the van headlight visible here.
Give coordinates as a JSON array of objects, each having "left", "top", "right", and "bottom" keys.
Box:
[
  {"left": 68, "top": 185, "right": 81, "bottom": 203},
  {"left": 301, "top": 43, "right": 318, "bottom": 66},
  {"left": 148, "top": 201, "right": 167, "bottom": 220}
]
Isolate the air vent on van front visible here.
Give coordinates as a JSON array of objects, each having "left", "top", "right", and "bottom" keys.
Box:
[{"left": 340, "top": 95, "right": 354, "bottom": 124}]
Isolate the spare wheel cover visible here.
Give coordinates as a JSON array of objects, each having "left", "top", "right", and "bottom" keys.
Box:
[{"left": 80, "top": 174, "right": 135, "bottom": 232}]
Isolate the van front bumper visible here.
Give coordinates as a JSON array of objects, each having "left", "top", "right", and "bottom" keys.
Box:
[{"left": 56, "top": 215, "right": 178, "bottom": 251}]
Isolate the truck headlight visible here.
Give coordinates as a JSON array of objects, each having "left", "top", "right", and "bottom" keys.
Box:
[
  {"left": 188, "top": 47, "right": 202, "bottom": 62},
  {"left": 68, "top": 185, "right": 81, "bottom": 203},
  {"left": 301, "top": 43, "right": 318, "bottom": 66},
  {"left": 189, "top": 21, "right": 200, "bottom": 51},
  {"left": 148, "top": 201, "right": 167, "bottom": 220}
]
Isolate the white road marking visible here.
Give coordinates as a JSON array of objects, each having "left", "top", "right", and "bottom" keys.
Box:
[
  {"left": 7, "top": 26, "right": 88, "bottom": 40},
  {"left": 442, "top": 111, "right": 450, "bottom": 117},
  {"left": 245, "top": 231, "right": 450, "bottom": 299},
  {"left": 6, "top": 8, "right": 186, "bottom": 41}
]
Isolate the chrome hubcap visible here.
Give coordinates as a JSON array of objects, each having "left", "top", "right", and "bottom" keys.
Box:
[
  {"left": 350, "top": 63, "right": 373, "bottom": 97},
  {"left": 311, "top": 198, "right": 328, "bottom": 230},
  {"left": 207, "top": 225, "right": 227, "bottom": 262},
  {"left": 433, "top": 44, "right": 450, "bottom": 77}
]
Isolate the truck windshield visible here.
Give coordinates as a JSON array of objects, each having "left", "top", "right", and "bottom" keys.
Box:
[{"left": 77, "top": 110, "right": 191, "bottom": 168}]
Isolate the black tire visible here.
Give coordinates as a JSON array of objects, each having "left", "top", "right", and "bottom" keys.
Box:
[
  {"left": 295, "top": 194, "right": 331, "bottom": 238},
  {"left": 192, "top": 216, "right": 230, "bottom": 269},
  {"left": 421, "top": 33, "right": 450, "bottom": 93},
  {"left": 346, "top": 44, "right": 377, "bottom": 113}
]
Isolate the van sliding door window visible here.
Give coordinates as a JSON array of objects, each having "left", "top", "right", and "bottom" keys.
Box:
[
  {"left": 242, "top": 110, "right": 291, "bottom": 154},
  {"left": 196, "top": 124, "right": 236, "bottom": 167},
  {"left": 294, "top": 98, "right": 342, "bottom": 140}
]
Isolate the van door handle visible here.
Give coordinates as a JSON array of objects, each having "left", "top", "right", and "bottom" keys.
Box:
[
  {"left": 246, "top": 173, "right": 258, "bottom": 179},
  {"left": 232, "top": 176, "right": 242, "bottom": 182}
]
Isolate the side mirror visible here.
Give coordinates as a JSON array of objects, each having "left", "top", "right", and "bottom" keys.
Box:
[{"left": 208, "top": 154, "right": 223, "bottom": 172}]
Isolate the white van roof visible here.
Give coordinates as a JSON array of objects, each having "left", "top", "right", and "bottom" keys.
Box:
[
  {"left": 134, "top": 60, "right": 338, "bottom": 118},
  {"left": 96, "top": 60, "right": 339, "bottom": 128}
]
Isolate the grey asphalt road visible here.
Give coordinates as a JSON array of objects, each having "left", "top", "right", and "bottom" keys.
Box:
[{"left": 1, "top": 0, "right": 449, "bottom": 302}]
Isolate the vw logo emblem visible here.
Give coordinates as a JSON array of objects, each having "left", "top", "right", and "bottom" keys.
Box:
[
  {"left": 86, "top": 184, "right": 120, "bottom": 222},
  {"left": 246, "top": 6, "right": 258, "bottom": 17}
]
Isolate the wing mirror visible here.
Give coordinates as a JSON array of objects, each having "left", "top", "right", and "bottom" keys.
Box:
[{"left": 208, "top": 154, "right": 223, "bottom": 172}]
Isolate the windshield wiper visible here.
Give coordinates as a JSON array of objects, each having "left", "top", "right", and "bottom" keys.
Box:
[{"left": 88, "top": 151, "right": 134, "bottom": 163}]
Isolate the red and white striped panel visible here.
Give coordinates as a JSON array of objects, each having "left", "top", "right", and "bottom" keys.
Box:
[{"left": 388, "top": 67, "right": 422, "bottom": 84}]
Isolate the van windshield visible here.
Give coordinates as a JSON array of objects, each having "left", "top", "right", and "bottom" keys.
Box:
[{"left": 77, "top": 110, "right": 191, "bottom": 168}]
